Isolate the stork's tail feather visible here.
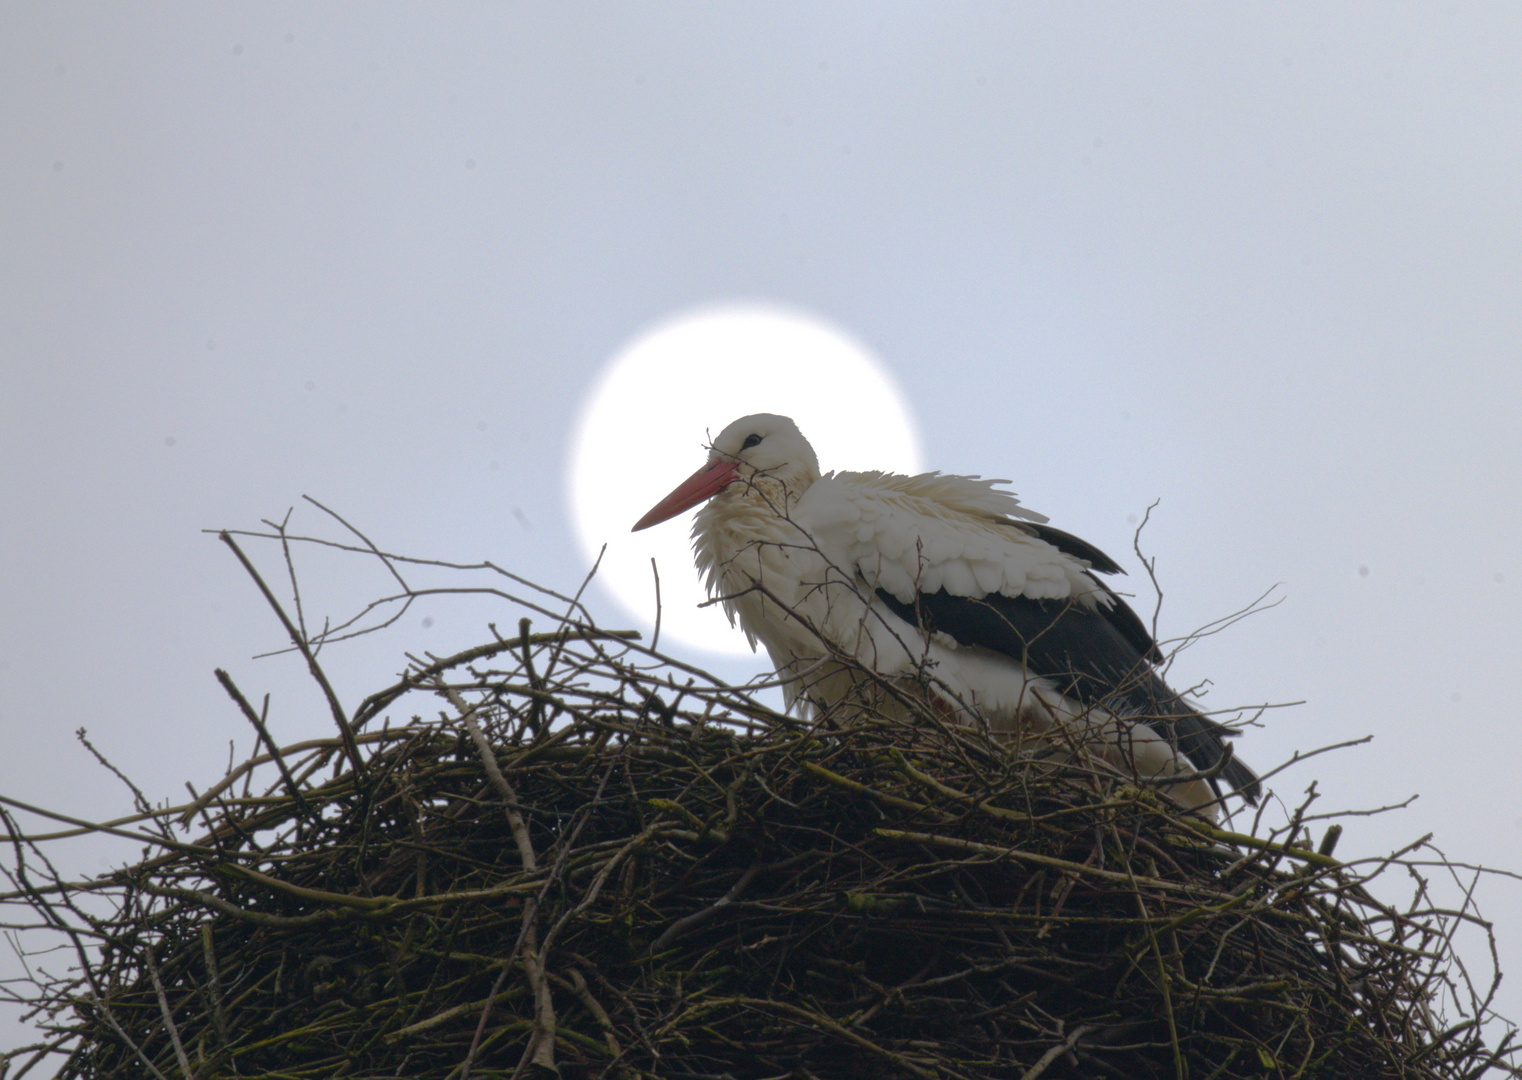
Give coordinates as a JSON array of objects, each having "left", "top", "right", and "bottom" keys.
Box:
[
  {"left": 1220, "top": 752, "right": 1262, "bottom": 805},
  {"left": 1156, "top": 701, "right": 1262, "bottom": 805}
]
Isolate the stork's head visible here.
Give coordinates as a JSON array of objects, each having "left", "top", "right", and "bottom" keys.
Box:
[{"left": 632, "top": 413, "right": 821, "bottom": 531}]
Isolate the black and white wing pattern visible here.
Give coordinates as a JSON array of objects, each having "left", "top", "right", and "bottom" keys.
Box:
[{"left": 795, "top": 471, "right": 1260, "bottom": 803}]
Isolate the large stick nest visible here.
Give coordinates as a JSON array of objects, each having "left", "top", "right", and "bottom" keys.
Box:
[{"left": 1, "top": 525, "right": 1517, "bottom": 1079}]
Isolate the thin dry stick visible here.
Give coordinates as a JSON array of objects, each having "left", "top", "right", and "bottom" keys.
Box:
[
  {"left": 218, "top": 530, "right": 367, "bottom": 778},
  {"left": 199, "top": 923, "right": 229, "bottom": 1053},
  {"left": 213, "top": 668, "right": 311, "bottom": 817},
  {"left": 1020, "top": 1023, "right": 1093, "bottom": 1080},
  {"left": 143, "top": 941, "right": 195, "bottom": 1080},
  {"left": 439, "top": 683, "right": 558, "bottom": 1080}
]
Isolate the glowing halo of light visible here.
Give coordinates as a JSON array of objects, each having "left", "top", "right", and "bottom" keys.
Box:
[{"left": 568, "top": 301, "right": 923, "bottom": 657}]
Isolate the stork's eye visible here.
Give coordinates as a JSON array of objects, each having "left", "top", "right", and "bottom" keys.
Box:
[{"left": 741, "top": 433, "right": 764, "bottom": 450}]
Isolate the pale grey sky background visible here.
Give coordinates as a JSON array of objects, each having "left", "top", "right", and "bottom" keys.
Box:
[{"left": 3, "top": 4, "right": 1521, "bottom": 1051}]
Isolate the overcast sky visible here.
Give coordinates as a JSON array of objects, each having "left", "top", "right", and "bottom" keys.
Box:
[{"left": 4, "top": 4, "right": 1521, "bottom": 1050}]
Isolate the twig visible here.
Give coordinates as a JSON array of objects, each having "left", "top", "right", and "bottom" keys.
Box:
[
  {"left": 1020, "top": 1024, "right": 1093, "bottom": 1080},
  {"left": 143, "top": 940, "right": 195, "bottom": 1079},
  {"left": 199, "top": 923, "right": 229, "bottom": 1053},
  {"left": 213, "top": 668, "right": 312, "bottom": 818},
  {"left": 217, "top": 530, "right": 367, "bottom": 779}
]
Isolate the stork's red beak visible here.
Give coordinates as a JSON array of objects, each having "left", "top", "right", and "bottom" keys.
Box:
[{"left": 632, "top": 459, "right": 740, "bottom": 531}]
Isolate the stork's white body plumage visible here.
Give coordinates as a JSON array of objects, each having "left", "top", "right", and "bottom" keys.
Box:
[
  {"left": 695, "top": 470, "right": 1084, "bottom": 702},
  {"left": 634, "top": 414, "right": 1259, "bottom": 814}
]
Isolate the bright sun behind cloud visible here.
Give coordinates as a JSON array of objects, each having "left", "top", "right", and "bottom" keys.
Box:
[{"left": 569, "top": 301, "right": 923, "bottom": 657}]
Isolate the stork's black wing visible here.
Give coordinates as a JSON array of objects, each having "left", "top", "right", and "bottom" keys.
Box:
[
  {"left": 874, "top": 574, "right": 1261, "bottom": 803},
  {"left": 1004, "top": 522, "right": 1161, "bottom": 664}
]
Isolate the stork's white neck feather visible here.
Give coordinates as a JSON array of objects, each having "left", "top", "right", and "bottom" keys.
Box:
[{"left": 691, "top": 458, "right": 821, "bottom": 649}]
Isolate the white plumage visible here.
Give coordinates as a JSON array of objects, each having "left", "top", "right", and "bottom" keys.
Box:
[{"left": 633, "top": 413, "right": 1259, "bottom": 814}]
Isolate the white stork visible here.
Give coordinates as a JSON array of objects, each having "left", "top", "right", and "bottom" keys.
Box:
[{"left": 633, "top": 413, "right": 1260, "bottom": 813}]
